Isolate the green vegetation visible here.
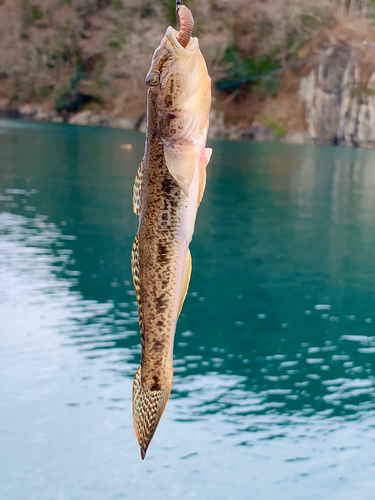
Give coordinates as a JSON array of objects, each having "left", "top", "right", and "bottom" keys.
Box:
[
  {"left": 21, "top": 0, "right": 44, "bottom": 31},
  {"left": 31, "top": 5, "right": 43, "bottom": 21},
  {"left": 262, "top": 118, "right": 287, "bottom": 138},
  {"left": 158, "top": 0, "right": 178, "bottom": 26},
  {"left": 9, "top": 75, "right": 37, "bottom": 102},
  {"left": 108, "top": 41, "right": 120, "bottom": 49},
  {"left": 217, "top": 45, "right": 280, "bottom": 93},
  {"left": 74, "top": 0, "right": 107, "bottom": 18},
  {"left": 111, "top": 0, "right": 122, "bottom": 9},
  {"left": 351, "top": 85, "right": 375, "bottom": 104},
  {"left": 301, "top": 13, "right": 320, "bottom": 31},
  {"left": 138, "top": 0, "right": 154, "bottom": 18},
  {"left": 53, "top": 66, "right": 105, "bottom": 115},
  {"left": 158, "top": 0, "right": 194, "bottom": 27},
  {"left": 105, "top": 26, "right": 127, "bottom": 51},
  {"left": 54, "top": 71, "right": 92, "bottom": 114},
  {"left": 45, "top": 28, "right": 83, "bottom": 71},
  {"left": 39, "top": 85, "right": 53, "bottom": 97}
]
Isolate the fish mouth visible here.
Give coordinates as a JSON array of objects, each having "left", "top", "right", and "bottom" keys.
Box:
[{"left": 163, "top": 26, "right": 198, "bottom": 58}]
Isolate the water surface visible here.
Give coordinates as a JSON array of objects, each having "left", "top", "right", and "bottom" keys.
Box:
[{"left": 1, "top": 119, "right": 375, "bottom": 499}]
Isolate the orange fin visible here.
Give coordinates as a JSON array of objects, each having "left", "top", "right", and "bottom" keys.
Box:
[{"left": 178, "top": 249, "right": 192, "bottom": 316}]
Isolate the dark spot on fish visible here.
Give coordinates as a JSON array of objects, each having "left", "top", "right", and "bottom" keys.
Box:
[
  {"left": 165, "top": 95, "right": 172, "bottom": 108},
  {"left": 158, "top": 243, "right": 169, "bottom": 263},
  {"left": 157, "top": 320, "right": 164, "bottom": 327},
  {"left": 162, "top": 213, "right": 168, "bottom": 221},
  {"left": 153, "top": 339, "right": 164, "bottom": 352},
  {"left": 151, "top": 375, "right": 160, "bottom": 391},
  {"left": 168, "top": 113, "right": 176, "bottom": 121},
  {"left": 155, "top": 293, "right": 167, "bottom": 312},
  {"left": 162, "top": 177, "right": 173, "bottom": 195}
]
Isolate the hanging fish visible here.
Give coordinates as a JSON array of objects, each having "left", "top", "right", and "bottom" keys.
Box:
[{"left": 131, "top": 4, "right": 212, "bottom": 459}]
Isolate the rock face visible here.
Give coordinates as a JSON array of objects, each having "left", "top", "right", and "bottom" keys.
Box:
[{"left": 300, "top": 43, "right": 375, "bottom": 148}]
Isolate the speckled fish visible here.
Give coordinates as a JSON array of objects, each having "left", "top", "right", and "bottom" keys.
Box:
[{"left": 131, "top": 5, "right": 212, "bottom": 459}]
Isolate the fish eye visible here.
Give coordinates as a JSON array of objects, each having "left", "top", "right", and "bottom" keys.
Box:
[{"left": 146, "top": 72, "right": 159, "bottom": 87}]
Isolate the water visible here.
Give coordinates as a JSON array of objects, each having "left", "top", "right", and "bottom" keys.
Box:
[{"left": 1, "top": 119, "right": 375, "bottom": 499}]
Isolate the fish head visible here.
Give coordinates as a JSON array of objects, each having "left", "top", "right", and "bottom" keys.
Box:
[{"left": 145, "top": 22, "right": 211, "bottom": 146}]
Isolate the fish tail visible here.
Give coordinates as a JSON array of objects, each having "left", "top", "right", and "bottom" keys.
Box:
[{"left": 132, "top": 365, "right": 172, "bottom": 459}]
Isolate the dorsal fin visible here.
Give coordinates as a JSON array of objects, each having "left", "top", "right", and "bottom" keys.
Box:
[
  {"left": 133, "top": 160, "right": 144, "bottom": 216},
  {"left": 131, "top": 234, "right": 143, "bottom": 334}
]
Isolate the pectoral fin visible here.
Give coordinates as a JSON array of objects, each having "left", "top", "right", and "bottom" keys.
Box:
[
  {"left": 178, "top": 249, "right": 192, "bottom": 316},
  {"left": 163, "top": 146, "right": 195, "bottom": 197},
  {"left": 133, "top": 160, "right": 144, "bottom": 216}
]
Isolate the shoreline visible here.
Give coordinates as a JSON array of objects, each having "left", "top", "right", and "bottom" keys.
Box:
[{"left": 2, "top": 105, "right": 375, "bottom": 150}]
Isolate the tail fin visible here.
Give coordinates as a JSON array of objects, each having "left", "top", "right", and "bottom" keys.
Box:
[{"left": 132, "top": 365, "right": 172, "bottom": 459}]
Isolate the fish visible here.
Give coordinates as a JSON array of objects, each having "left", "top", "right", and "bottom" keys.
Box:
[{"left": 131, "top": 4, "right": 212, "bottom": 460}]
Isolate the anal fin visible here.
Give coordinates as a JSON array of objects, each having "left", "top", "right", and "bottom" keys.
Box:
[{"left": 178, "top": 249, "right": 192, "bottom": 316}]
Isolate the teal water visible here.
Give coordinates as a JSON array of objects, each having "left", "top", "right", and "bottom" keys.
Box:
[{"left": 1, "top": 119, "right": 375, "bottom": 499}]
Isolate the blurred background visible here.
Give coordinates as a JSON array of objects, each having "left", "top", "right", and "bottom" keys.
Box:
[
  {"left": 2, "top": 1, "right": 375, "bottom": 500},
  {"left": 2, "top": 0, "right": 375, "bottom": 145}
]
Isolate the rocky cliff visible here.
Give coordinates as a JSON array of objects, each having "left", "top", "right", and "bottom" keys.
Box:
[
  {"left": 299, "top": 23, "right": 375, "bottom": 147},
  {"left": 216, "top": 19, "right": 375, "bottom": 147}
]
